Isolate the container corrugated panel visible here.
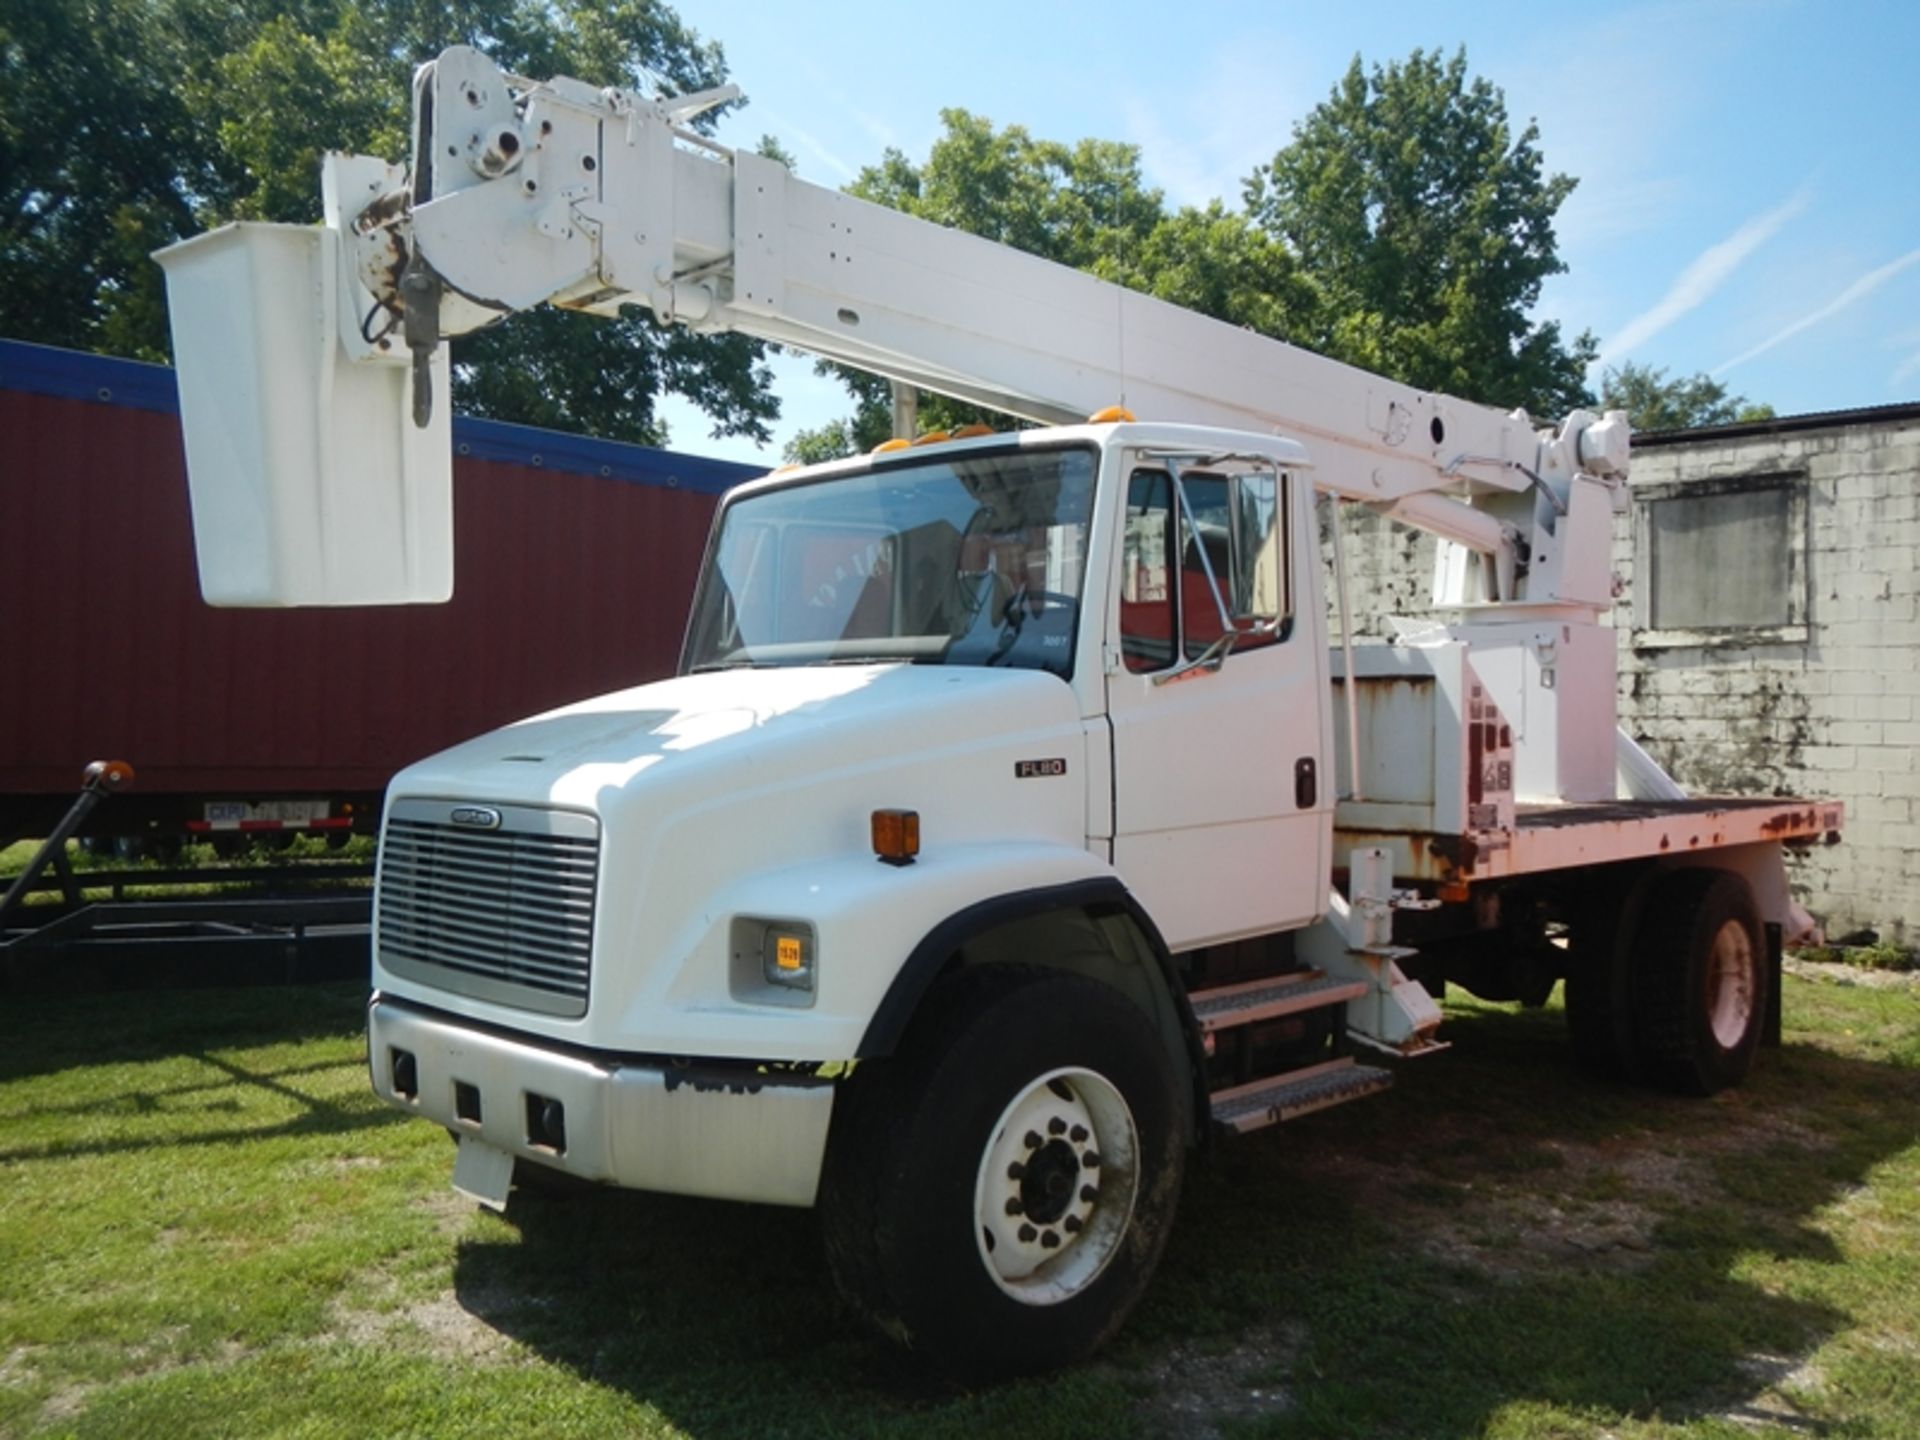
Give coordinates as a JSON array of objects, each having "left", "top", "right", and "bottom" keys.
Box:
[{"left": 0, "top": 339, "right": 757, "bottom": 809}]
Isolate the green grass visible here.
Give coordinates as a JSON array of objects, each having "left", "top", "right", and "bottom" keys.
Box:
[
  {"left": 1794, "top": 941, "right": 1918, "bottom": 972},
  {"left": 1, "top": 835, "right": 374, "bottom": 910},
  {"left": 1, "top": 974, "right": 1915, "bottom": 1438},
  {"left": 2, "top": 834, "right": 376, "bottom": 873}
]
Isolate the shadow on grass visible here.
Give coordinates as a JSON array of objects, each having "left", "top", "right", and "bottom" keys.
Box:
[
  {"left": 6, "top": 1055, "right": 355, "bottom": 1123},
  {"left": 0, "top": 1048, "right": 409, "bottom": 1163},
  {"left": 453, "top": 1183, "right": 1153, "bottom": 1439},
  {"left": 1134, "top": 996, "right": 1916, "bottom": 1439},
  {"left": 0, "top": 980, "right": 410, "bottom": 1162},
  {"left": 0, "top": 979, "right": 370, "bottom": 1084},
  {"left": 450, "top": 997, "right": 1917, "bottom": 1440}
]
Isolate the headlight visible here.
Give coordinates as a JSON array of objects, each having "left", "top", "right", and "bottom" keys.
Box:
[{"left": 729, "top": 917, "right": 817, "bottom": 1007}]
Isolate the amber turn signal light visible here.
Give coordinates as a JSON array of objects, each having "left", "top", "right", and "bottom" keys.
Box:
[
  {"left": 871, "top": 809, "right": 920, "bottom": 866},
  {"left": 83, "top": 759, "right": 136, "bottom": 791}
]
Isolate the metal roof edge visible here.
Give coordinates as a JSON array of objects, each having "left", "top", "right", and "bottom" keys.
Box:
[
  {"left": 1631, "top": 400, "right": 1920, "bottom": 448},
  {"left": 0, "top": 336, "right": 761, "bottom": 495},
  {"left": 454, "top": 416, "right": 758, "bottom": 496},
  {"left": 0, "top": 336, "right": 180, "bottom": 413}
]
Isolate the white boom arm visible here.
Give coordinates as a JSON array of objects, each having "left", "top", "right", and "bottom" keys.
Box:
[
  {"left": 156, "top": 45, "right": 1627, "bottom": 620},
  {"left": 373, "top": 47, "right": 1625, "bottom": 610},
  {"left": 153, "top": 44, "right": 1640, "bottom": 801}
]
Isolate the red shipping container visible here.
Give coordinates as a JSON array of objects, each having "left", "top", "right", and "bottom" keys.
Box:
[{"left": 0, "top": 339, "right": 757, "bottom": 842}]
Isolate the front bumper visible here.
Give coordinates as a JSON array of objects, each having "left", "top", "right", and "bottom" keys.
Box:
[{"left": 368, "top": 995, "right": 836, "bottom": 1207}]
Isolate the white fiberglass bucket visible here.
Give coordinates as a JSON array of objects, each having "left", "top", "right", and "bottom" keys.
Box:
[{"left": 155, "top": 222, "right": 453, "bottom": 605}]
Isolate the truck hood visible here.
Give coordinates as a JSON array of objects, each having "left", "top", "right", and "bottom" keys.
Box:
[
  {"left": 378, "top": 662, "right": 1098, "bottom": 1056},
  {"left": 389, "top": 662, "right": 1083, "bottom": 810}
]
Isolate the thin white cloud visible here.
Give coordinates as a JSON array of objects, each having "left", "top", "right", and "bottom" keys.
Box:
[
  {"left": 795, "top": 57, "right": 899, "bottom": 156},
  {"left": 1509, "top": 25, "right": 1686, "bottom": 254},
  {"left": 1717, "top": 247, "right": 1920, "bottom": 374},
  {"left": 1123, "top": 41, "right": 1314, "bottom": 211},
  {"left": 1554, "top": 176, "right": 1685, "bottom": 250},
  {"left": 1890, "top": 345, "right": 1920, "bottom": 393},
  {"left": 1598, "top": 187, "right": 1809, "bottom": 365},
  {"left": 1122, "top": 96, "right": 1220, "bottom": 209},
  {"left": 759, "top": 106, "right": 857, "bottom": 181}
]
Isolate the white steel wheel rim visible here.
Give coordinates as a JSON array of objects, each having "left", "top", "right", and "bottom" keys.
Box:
[
  {"left": 1706, "top": 918, "right": 1757, "bottom": 1049},
  {"left": 972, "top": 1066, "right": 1140, "bottom": 1307}
]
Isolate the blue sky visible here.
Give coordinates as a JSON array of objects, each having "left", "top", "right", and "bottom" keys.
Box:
[{"left": 652, "top": 0, "right": 1920, "bottom": 462}]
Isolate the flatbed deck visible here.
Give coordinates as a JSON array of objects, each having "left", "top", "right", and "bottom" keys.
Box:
[
  {"left": 1509, "top": 794, "right": 1844, "bottom": 874},
  {"left": 1514, "top": 796, "right": 1831, "bottom": 829},
  {"left": 1338, "top": 795, "right": 1844, "bottom": 889}
]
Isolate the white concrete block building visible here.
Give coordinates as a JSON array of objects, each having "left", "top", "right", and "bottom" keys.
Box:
[{"left": 1327, "top": 402, "right": 1920, "bottom": 942}]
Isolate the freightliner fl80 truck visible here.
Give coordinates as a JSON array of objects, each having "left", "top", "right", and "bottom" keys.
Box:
[{"left": 155, "top": 47, "right": 1843, "bottom": 1377}]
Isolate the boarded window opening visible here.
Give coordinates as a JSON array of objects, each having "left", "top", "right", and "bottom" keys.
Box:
[{"left": 1634, "top": 473, "right": 1807, "bottom": 647}]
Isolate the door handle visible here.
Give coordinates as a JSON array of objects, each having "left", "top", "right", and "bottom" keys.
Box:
[{"left": 1294, "top": 757, "right": 1317, "bottom": 809}]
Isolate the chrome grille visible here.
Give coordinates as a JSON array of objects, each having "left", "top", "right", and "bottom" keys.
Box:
[{"left": 376, "top": 801, "right": 599, "bottom": 1018}]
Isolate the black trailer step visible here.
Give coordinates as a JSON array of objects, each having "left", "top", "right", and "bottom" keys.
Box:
[
  {"left": 1188, "top": 971, "right": 1368, "bottom": 1033},
  {"left": 1210, "top": 1057, "right": 1394, "bottom": 1134}
]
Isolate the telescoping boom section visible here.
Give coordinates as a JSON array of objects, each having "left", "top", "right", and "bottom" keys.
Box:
[
  {"left": 158, "top": 46, "right": 1625, "bottom": 611},
  {"left": 156, "top": 44, "right": 1642, "bottom": 806}
]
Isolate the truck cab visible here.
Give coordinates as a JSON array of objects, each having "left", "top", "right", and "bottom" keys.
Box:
[
  {"left": 367, "top": 421, "right": 1350, "bottom": 1373},
  {"left": 368, "top": 419, "right": 1321, "bottom": 1180}
]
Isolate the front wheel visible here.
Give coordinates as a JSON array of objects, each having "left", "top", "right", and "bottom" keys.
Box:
[{"left": 820, "top": 966, "right": 1187, "bottom": 1379}]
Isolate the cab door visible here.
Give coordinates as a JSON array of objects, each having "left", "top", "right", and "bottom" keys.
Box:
[{"left": 1103, "top": 458, "right": 1328, "bottom": 951}]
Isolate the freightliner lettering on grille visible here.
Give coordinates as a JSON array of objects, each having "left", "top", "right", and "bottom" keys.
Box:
[{"left": 376, "top": 798, "right": 599, "bottom": 1018}]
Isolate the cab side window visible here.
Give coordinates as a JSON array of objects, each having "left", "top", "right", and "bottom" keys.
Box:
[
  {"left": 1120, "top": 471, "right": 1175, "bottom": 673},
  {"left": 1120, "top": 467, "right": 1290, "bottom": 674}
]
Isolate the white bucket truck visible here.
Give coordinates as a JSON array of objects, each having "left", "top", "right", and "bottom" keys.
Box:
[{"left": 156, "top": 47, "right": 1841, "bottom": 1376}]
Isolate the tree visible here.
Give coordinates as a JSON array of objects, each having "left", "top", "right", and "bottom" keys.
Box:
[
  {"left": 848, "top": 111, "right": 1165, "bottom": 274},
  {"left": 1, "top": 0, "right": 203, "bottom": 360},
  {"left": 1115, "top": 201, "right": 1320, "bottom": 338},
  {"left": 784, "top": 414, "right": 879, "bottom": 468},
  {"left": 1244, "top": 48, "right": 1597, "bottom": 417},
  {"left": 785, "top": 110, "right": 1322, "bottom": 462},
  {"left": 1599, "top": 361, "right": 1774, "bottom": 432},
  {"left": 786, "top": 111, "right": 1169, "bottom": 461},
  {"left": 0, "top": 0, "right": 775, "bottom": 446}
]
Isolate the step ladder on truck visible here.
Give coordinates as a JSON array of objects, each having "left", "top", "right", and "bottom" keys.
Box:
[{"left": 154, "top": 45, "right": 1843, "bottom": 1379}]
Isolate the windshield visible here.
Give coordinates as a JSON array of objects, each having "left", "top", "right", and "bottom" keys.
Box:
[{"left": 684, "top": 446, "right": 1097, "bottom": 679}]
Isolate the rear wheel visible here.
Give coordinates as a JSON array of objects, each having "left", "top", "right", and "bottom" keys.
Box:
[
  {"left": 820, "top": 966, "right": 1187, "bottom": 1379},
  {"left": 1629, "top": 869, "right": 1767, "bottom": 1096}
]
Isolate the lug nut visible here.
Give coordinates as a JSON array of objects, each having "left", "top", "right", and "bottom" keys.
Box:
[
  {"left": 1048, "top": 1116, "right": 1067, "bottom": 1136},
  {"left": 1039, "top": 1229, "right": 1061, "bottom": 1249},
  {"left": 1007, "top": 1161, "right": 1025, "bottom": 1181},
  {"left": 1080, "top": 1184, "right": 1099, "bottom": 1205},
  {"left": 1017, "top": 1224, "right": 1037, "bottom": 1243},
  {"left": 1069, "top": 1124, "right": 1089, "bottom": 1143},
  {"left": 1083, "top": 1151, "right": 1101, "bottom": 1169},
  {"left": 1063, "top": 1214, "right": 1083, "bottom": 1234},
  {"left": 1024, "top": 1130, "right": 1042, "bottom": 1150},
  {"left": 1004, "top": 1197, "right": 1024, "bottom": 1217}
]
